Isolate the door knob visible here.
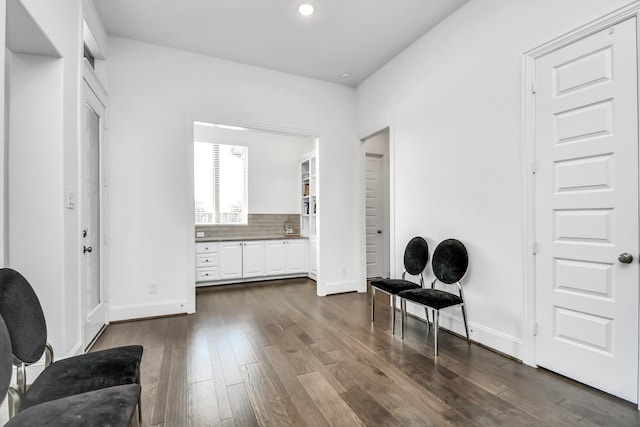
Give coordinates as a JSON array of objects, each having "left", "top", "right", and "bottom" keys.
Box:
[
  {"left": 83, "top": 246, "right": 93, "bottom": 254},
  {"left": 618, "top": 252, "right": 633, "bottom": 264},
  {"left": 377, "top": 230, "right": 382, "bottom": 234}
]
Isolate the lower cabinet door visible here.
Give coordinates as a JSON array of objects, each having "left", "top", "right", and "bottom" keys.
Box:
[
  {"left": 285, "top": 239, "right": 307, "bottom": 274},
  {"left": 265, "top": 240, "right": 287, "bottom": 275},
  {"left": 219, "top": 241, "right": 243, "bottom": 280},
  {"left": 242, "top": 241, "right": 265, "bottom": 278}
]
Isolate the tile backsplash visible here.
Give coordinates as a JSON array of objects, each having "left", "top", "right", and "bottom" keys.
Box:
[{"left": 196, "top": 214, "right": 300, "bottom": 241}]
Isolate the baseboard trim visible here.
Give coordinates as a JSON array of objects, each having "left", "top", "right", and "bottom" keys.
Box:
[
  {"left": 323, "top": 280, "right": 358, "bottom": 296},
  {"left": 404, "top": 302, "right": 523, "bottom": 360},
  {"left": 110, "top": 300, "right": 188, "bottom": 322}
]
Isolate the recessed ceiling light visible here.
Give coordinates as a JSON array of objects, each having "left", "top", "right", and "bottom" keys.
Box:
[
  {"left": 340, "top": 72, "right": 351, "bottom": 79},
  {"left": 298, "top": 4, "right": 315, "bottom": 16}
]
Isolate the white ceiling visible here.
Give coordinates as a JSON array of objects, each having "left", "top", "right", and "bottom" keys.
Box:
[{"left": 91, "top": 0, "right": 469, "bottom": 86}]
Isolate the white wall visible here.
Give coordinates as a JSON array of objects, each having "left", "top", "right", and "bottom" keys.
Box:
[
  {"left": 193, "top": 125, "right": 314, "bottom": 214},
  {"left": 6, "top": 0, "right": 84, "bottom": 357},
  {"left": 106, "top": 36, "right": 358, "bottom": 319},
  {"left": 356, "top": 0, "right": 635, "bottom": 359}
]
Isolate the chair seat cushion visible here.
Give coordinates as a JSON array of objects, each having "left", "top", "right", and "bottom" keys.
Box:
[
  {"left": 21, "top": 345, "right": 143, "bottom": 410},
  {"left": 400, "top": 288, "right": 463, "bottom": 310},
  {"left": 6, "top": 384, "right": 140, "bottom": 427},
  {"left": 371, "top": 279, "right": 421, "bottom": 295}
]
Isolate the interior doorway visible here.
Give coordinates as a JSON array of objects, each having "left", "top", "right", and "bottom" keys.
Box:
[
  {"left": 81, "top": 72, "right": 108, "bottom": 350},
  {"left": 362, "top": 129, "right": 390, "bottom": 280}
]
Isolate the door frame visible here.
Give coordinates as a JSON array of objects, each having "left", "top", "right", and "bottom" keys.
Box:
[
  {"left": 358, "top": 120, "right": 395, "bottom": 292},
  {"left": 185, "top": 115, "right": 322, "bottom": 307},
  {"left": 80, "top": 60, "right": 110, "bottom": 350},
  {"left": 522, "top": 2, "right": 640, "bottom": 406}
]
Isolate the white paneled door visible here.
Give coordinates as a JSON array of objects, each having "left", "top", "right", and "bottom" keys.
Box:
[
  {"left": 82, "top": 78, "right": 108, "bottom": 349},
  {"left": 534, "top": 17, "right": 639, "bottom": 402},
  {"left": 365, "top": 153, "right": 384, "bottom": 278}
]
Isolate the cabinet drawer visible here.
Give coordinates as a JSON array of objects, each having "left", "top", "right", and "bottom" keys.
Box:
[
  {"left": 196, "top": 242, "right": 218, "bottom": 254},
  {"left": 196, "top": 267, "right": 219, "bottom": 282},
  {"left": 196, "top": 253, "right": 218, "bottom": 267}
]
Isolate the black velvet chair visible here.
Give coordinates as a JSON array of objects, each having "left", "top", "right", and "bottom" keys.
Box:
[
  {"left": 0, "top": 313, "right": 141, "bottom": 426},
  {"left": 400, "top": 238, "right": 470, "bottom": 356},
  {"left": 0, "top": 268, "right": 143, "bottom": 420},
  {"left": 370, "top": 236, "right": 429, "bottom": 334}
]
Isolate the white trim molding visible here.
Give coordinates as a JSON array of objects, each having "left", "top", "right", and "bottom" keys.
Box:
[{"left": 110, "top": 300, "right": 188, "bottom": 322}]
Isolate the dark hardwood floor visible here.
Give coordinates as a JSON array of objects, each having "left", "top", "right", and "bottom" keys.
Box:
[{"left": 93, "top": 278, "right": 640, "bottom": 426}]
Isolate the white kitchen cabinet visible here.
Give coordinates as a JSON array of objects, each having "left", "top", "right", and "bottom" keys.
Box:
[
  {"left": 242, "top": 241, "right": 265, "bottom": 277},
  {"left": 265, "top": 239, "right": 307, "bottom": 275},
  {"left": 285, "top": 239, "right": 307, "bottom": 274},
  {"left": 195, "top": 242, "right": 219, "bottom": 282},
  {"left": 265, "top": 240, "right": 287, "bottom": 275},
  {"left": 218, "top": 241, "right": 243, "bottom": 280},
  {"left": 196, "top": 239, "right": 308, "bottom": 285}
]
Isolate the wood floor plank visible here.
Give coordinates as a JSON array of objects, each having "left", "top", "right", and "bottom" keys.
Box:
[
  {"left": 92, "top": 279, "right": 640, "bottom": 427},
  {"left": 187, "top": 334, "right": 213, "bottom": 384},
  {"left": 215, "top": 334, "right": 244, "bottom": 386},
  {"left": 228, "top": 328, "right": 258, "bottom": 366},
  {"left": 240, "top": 362, "right": 297, "bottom": 426},
  {"left": 188, "top": 380, "right": 222, "bottom": 427},
  {"left": 298, "top": 371, "right": 365, "bottom": 427},
  {"left": 226, "top": 383, "right": 259, "bottom": 427},
  {"left": 210, "top": 357, "right": 234, "bottom": 420},
  {"left": 164, "top": 348, "right": 189, "bottom": 426},
  {"left": 262, "top": 345, "right": 331, "bottom": 427},
  {"left": 340, "top": 385, "right": 398, "bottom": 427}
]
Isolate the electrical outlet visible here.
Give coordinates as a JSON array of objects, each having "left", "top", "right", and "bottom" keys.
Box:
[{"left": 149, "top": 282, "right": 158, "bottom": 294}]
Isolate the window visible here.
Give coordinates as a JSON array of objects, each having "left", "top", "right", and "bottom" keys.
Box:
[{"left": 194, "top": 142, "right": 248, "bottom": 225}]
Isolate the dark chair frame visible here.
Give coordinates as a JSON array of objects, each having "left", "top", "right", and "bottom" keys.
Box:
[
  {"left": 370, "top": 236, "right": 429, "bottom": 334},
  {"left": 400, "top": 238, "right": 470, "bottom": 356},
  {"left": 0, "top": 268, "right": 143, "bottom": 421},
  {"left": 0, "top": 312, "right": 141, "bottom": 427}
]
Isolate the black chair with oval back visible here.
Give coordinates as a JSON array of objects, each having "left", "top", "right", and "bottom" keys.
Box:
[
  {"left": 0, "top": 268, "right": 143, "bottom": 421},
  {"left": 370, "top": 236, "right": 429, "bottom": 334},
  {"left": 0, "top": 310, "right": 141, "bottom": 426},
  {"left": 399, "top": 238, "right": 470, "bottom": 356}
]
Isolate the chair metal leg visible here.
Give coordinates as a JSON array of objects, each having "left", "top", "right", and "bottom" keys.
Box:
[
  {"left": 434, "top": 310, "right": 440, "bottom": 357},
  {"left": 137, "top": 375, "right": 143, "bottom": 423},
  {"left": 423, "top": 307, "right": 431, "bottom": 331},
  {"left": 391, "top": 295, "right": 396, "bottom": 335},
  {"left": 401, "top": 299, "right": 405, "bottom": 339},
  {"left": 130, "top": 404, "right": 140, "bottom": 427},
  {"left": 461, "top": 303, "right": 470, "bottom": 344},
  {"left": 371, "top": 287, "right": 375, "bottom": 322}
]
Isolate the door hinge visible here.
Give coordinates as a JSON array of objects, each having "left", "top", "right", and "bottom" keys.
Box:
[
  {"left": 531, "top": 161, "right": 538, "bottom": 174},
  {"left": 532, "top": 241, "right": 538, "bottom": 255},
  {"left": 533, "top": 322, "right": 538, "bottom": 336},
  {"left": 531, "top": 82, "right": 536, "bottom": 95}
]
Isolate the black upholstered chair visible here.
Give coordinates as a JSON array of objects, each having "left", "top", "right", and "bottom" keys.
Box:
[
  {"left": 0, "top": 268, "right": 143, "bottom": 420},
  {"left": 370, "top": 236, "right": 429, "bottom": 334},
  {"left": 0, "top": 313, "right": 141, "bottom": 427},
  {"left": 400, "top": 238, "right": 470, "bottom": 356}
]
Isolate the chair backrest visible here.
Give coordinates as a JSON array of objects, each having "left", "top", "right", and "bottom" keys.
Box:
[
  {"left": 432, "top": 239, "right": 468, "bottom": 284},
  {"left": 0, "top": 268, "right": 47, "bottom": 364},
  {"left": 0, "top": 314, "right": 13, "bottom": 405},
  {"left": 404, "top": 236, "right": 429, "bottom": 275}
]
